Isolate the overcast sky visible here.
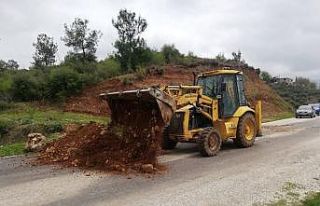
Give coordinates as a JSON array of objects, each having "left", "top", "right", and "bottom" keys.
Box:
[{"left": 0, "top": 0, "right": 319, "bottom": 80}]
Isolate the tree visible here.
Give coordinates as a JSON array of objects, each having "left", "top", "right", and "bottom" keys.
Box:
[
  {"left": 261, "top": 71, "right": 272, "bottom": 82},
  {"left": 161, "top": 44, "right": 181, "bottom": 64},
  {"left": 0, "top": 60, "right": 7, "bottom": 71},
  {"left": 112, "top": 9, "right": 148, "bottom": 71},
  {"left": 33, "top": 33, "right": 58, "bottom": 68},
  {"left": 215, "top": 53, "right": 227, "bottom": 65},
  {"left": 6, "top": 59, "right": 19, "bottom": 70},
  {"left": 0, "top": 59, "right": 19, "bottom": 71},
  {"left": 232, "top": 50, "right": 242, "bottom": 63},
  {"left": 62, "top": 18, "right": 101, "bottom": 62}
]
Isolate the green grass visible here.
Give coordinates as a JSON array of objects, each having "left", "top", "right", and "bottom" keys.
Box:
[
  {"left": 0, "top": 105, "right": 109, "bottom": 125},
  {"left": 302, "top": 192, "right": 320, "bottom": 206},
  {"left": 263, "top": 112, "right": 294, "bottom": 123},
  {"left": 0, "top": 103, "right": 109, "bottom": 157},
  {"left": 255, "top": 182, "right": 320, "bottom": 206},
  {"left": 0, "top": 142, "right": 25, "bottom": 157}
]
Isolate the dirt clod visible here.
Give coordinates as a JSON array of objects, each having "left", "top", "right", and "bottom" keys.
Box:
[{"left": 141, "top": 164, "right": 154, "bottom": 173}]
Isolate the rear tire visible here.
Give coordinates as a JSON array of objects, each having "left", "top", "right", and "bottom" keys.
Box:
[
  {"left": 162, "top": 126, "right": 177, "bottom": 150},
  {"left": 234, "top": 113, "right": 257, "bottom": 148},
  {"left": 197, "top": 128, "right": 221, "bottom": 157}
]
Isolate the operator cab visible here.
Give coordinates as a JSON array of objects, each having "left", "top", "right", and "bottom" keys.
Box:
[{"left": 197, "top": 70, "right": 247, "bottom": 118}]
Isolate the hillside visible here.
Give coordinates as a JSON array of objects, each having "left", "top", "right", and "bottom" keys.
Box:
[{"left": 64, "top": 65, "right": 293, "bottom": 121}]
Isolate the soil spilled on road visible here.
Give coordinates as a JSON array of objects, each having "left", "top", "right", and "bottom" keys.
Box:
[{"left": 38, "top": 100, "right": 165, "bottom": 174}]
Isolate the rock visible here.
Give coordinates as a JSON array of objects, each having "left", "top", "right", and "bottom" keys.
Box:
[
  {"left": 25, "top": 133, "right": 47, "bottom": 152},
  {"left": 100, "top": 129, "right": 107, "bottom": 136},
  {"left": 71, "top": 159, "right": 79, "bottom": 166},
  {"left": 141, "top": 164, "right": 154, "bottom": 173},
  {"left": 45, "top": 146, "right": 55, "bottom": 153}
]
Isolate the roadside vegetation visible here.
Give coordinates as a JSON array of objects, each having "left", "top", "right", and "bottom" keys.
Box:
[
  {"left": 261, "top": 72, "right": 320, "bottom": 108},
  {"left": 0, "top": 103, "right": 108, "bottom": 157},
  {"left": 255, "top": 182, "right": 320, "bottom": 206}
]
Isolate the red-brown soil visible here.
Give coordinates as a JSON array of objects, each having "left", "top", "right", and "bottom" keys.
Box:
[
  {"left": 64, "top": 65, "right": 292, "bottom": 119},
  {"left": 38, "top": 98, "right": 166, "bottom": 174}
]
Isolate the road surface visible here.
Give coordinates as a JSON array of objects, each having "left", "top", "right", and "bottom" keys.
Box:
[{"left": 1, "top": 117, "right": 320, "bottom": 206}]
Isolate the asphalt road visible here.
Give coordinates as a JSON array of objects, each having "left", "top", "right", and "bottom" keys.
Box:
[{"left": 1, "top": 117, "right": 320, "bottom": 206}]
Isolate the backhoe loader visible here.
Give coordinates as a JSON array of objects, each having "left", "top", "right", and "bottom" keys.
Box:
[{"left": 101, "top": 69, "right": 262, "bottom": 156}]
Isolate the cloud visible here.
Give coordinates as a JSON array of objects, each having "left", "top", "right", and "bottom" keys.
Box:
[{"left": 0, "top": 0, "right": 319, "bottom": 80}]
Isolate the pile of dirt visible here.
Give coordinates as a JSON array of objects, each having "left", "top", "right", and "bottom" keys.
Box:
[
  {"left": 64, "top": 65, "right": 292, "bottom": 120},
  {"left": 38, "top": 100, "right": 165, "bottom": 174}
]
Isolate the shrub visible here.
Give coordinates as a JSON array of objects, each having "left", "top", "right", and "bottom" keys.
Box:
[
  {"left": 135, "top": 67, "right": 147, "bottom": 80},
  {"left": 147, "top": 66, "right": 164, "bottom": 76},
  {"left": 43, "top": 121, "right": 63, "bottom": 133},
  {"left": 11, "top": 72, "right": 41, "bottom": 101},
  {"left": 149, "top": 52, "right": 165, "bottom": 65},
  {"left": 121, "top": 76, "right": 134, "bottom": 85},
  {"left": 0, "top": 71, "right": 13, "bottom": 95},
  {"left": 47, "top": 67, "right": 83, "bottom": 100},
  {"left": 0, "top": 119, "right": 13, "bottom": 138},
  {"left": 0, "top": 101, "right": 13, "bottom": 112},
  {"left": 97, "top": 58, "right": 121, "bottom": 78}
]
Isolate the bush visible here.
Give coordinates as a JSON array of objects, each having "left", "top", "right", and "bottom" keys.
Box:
[
  {"left": 149, "top": 52, "right": 165, "bottom": 65},
  {"left": 47, "top": 67, "right": 83, "bottom": 100},
  {"left": 0, "top": 101, "right": 13, "bottom": 112},
  {"left": 0, "top": 119, "right": 13, "bottom": 137},
  {"left": 43, "top": 121, "right": 63, "bottom": 133},
  {"left": 121, "top": 76, "right": 134, "bottom": 85},
  {"left": 11, "top": 72, "right": 41, "bottom": 101},
  {"left": 0, "top": 71, "right": 13, "bottom": 95},
  {"left": 135, "top": 67, "right": 147, "bottom": 80},
  {"left": 97, "top": 58, "right": 121, "bottom": 78}
]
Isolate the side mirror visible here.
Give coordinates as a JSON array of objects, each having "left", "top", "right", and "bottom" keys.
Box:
[
  {"left": 221, "top": 82, "right": 227, "bottom": 92},
  {"left": 192, "top": 72, "right": 197, "bottom": 86}
]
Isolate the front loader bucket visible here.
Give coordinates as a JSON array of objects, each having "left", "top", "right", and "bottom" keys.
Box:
[{"left": 100, "top": 88, "right": 176, "bottom": 125}]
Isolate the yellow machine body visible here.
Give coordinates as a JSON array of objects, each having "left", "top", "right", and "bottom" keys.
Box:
[
  {"left": 163, "top": 82, "right": 262, "bottom": 142},
  {"left": 103, "top": 69, "right": 262, "bottom": 155}
]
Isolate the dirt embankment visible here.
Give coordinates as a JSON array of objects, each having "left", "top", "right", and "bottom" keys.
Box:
[{"left": 64, "top": 65, "right": 292, "bottom": 119}]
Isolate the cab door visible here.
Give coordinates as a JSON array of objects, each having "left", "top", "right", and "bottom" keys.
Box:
[{"left": 221, "top": 75, "right": 239, "bottom": 117}]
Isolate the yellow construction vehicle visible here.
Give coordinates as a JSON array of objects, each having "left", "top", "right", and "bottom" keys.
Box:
[{"left": 102, "top": 69, "right": 262, "bottom": 156}]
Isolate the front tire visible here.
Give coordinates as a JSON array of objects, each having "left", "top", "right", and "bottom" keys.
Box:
[
  {"left": 234, "top": 113, "right": 257, "bottom": 148},
  {"left": 197, "top": 128, "right": 222, "bottom": 157},
  {"left": 162, "top": 126, "right": 177, "bottom": 150}
]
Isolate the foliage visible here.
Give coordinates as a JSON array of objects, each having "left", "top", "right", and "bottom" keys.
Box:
[
  {"left": 149, "top": 51, "right": 166, "bottom": 65},
  {"left": 96, "top": 58, "right": 121, "bottom": 78},
  {"left": 261, "top": 71, "right": 273, "bottom": 82},
  {"left": 112, "top": 9, "right": 148, "bottom": 71},
  {"left": 0, "top": 142, "right": 25, "bottom": 157},
  {"left": 0, "top": 103, "right": 109, "bottom": 152},
  {"left": 302, "top": 192, "right": 320, "bottom": 206},
  {"left": 47, "top": 67, "right": 83, "bottom": 100},
  {"left": 161, "top": 44, "right": 181, "bottom": 64},
  {"left": 62, "top": 18, "right": 102, "bottom": 62},
  {"left": 11, "top": 71, "right": 43, "bottom": 101},
  {"left": 32, "top": 33, "right": 58, "bottom": 68},
  {"left": 0, "top": 59, "right": 19, "bottom": 71},
  {"left": 271, "top": 77, "right": 320, "bottom": 108},
  {"left": 232, "top": 50, "right": 242, "bottom": 63},
  {"left": 0, "top": 101, "right": 13, "bottom": 112},
  {"left": 215, "top": 53, "right": 227, "bottom": 65},
  {"left": 0, "top": 71, "right": 13, "bottom": 96}
]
